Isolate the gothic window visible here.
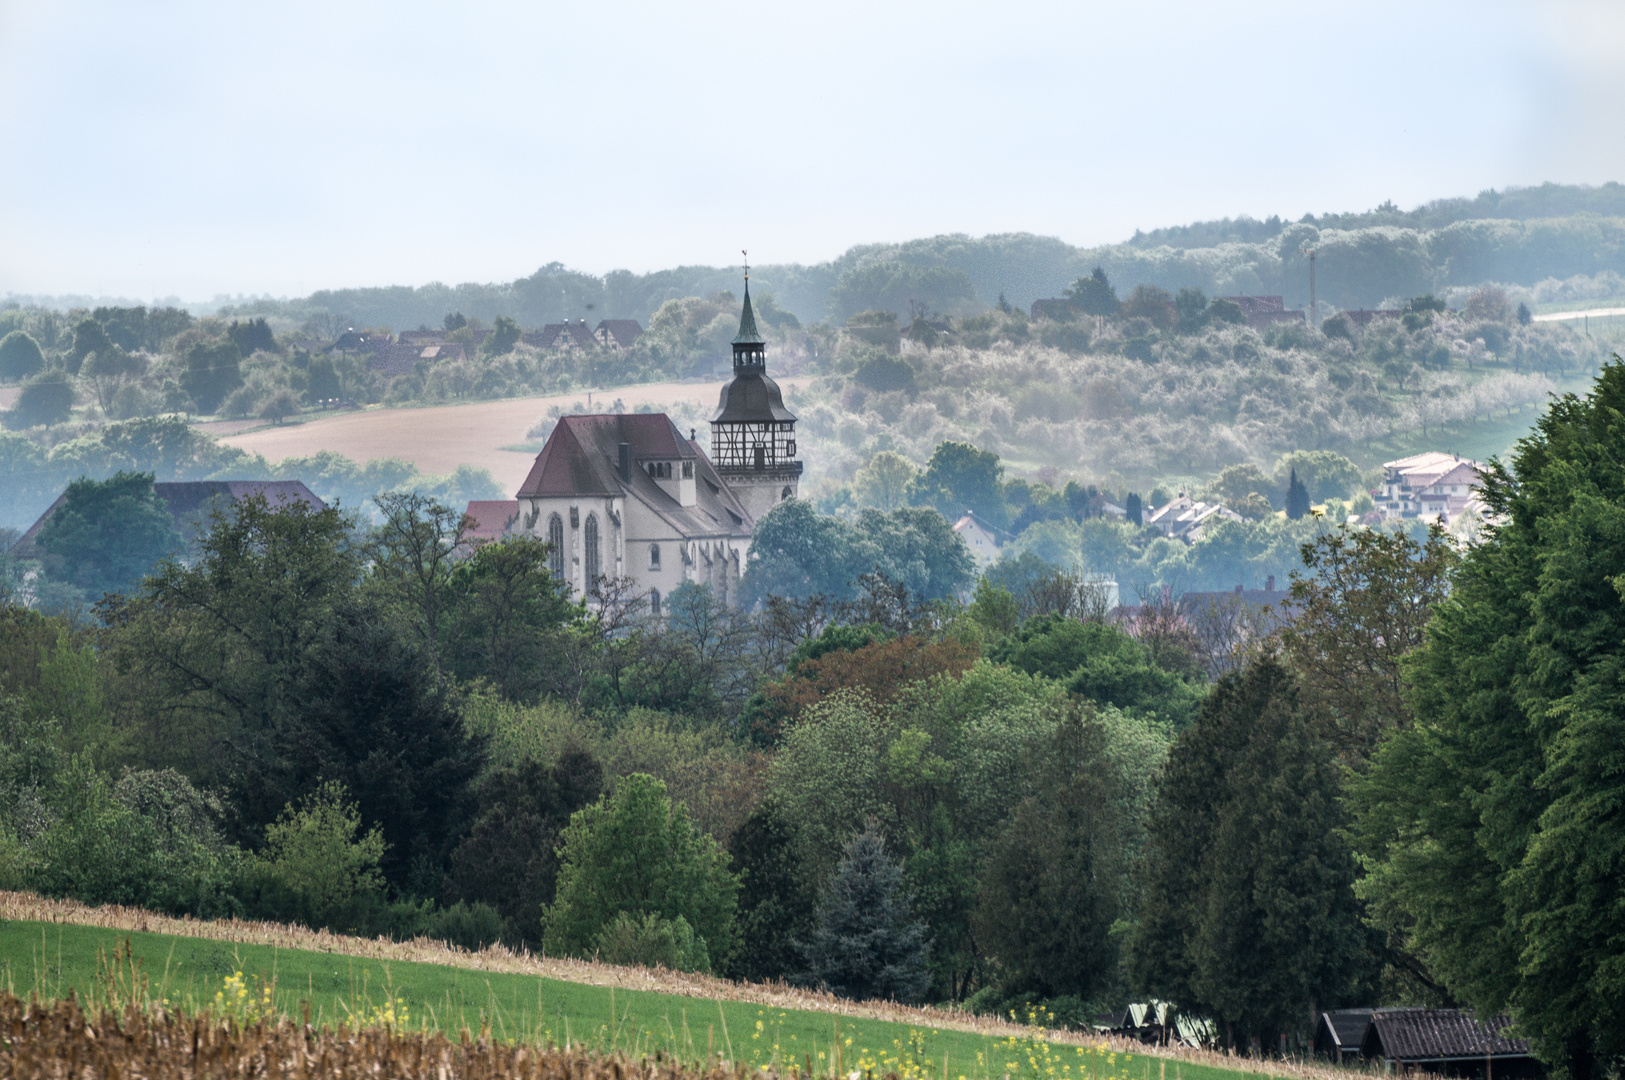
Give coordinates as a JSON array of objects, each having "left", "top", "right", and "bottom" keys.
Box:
[
  {"left": 584, "top": 513, "right": 600, "bottom": 586},
  {"left": 649, "top": 543, "right": 661, "bottom": 569},
  {"left": 781, "top": 486, "right": 792, "bottom": 500},
  {"left": 650, "top": 588, "right": 662, "bottom": 617},
  {"left": 547, "top": 513, "right": 564, "bottom": 576}
]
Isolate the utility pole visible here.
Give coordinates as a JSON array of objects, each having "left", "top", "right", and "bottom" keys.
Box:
[{"left": 1299, "top": 246, "right": 1317, "bottom": 329}]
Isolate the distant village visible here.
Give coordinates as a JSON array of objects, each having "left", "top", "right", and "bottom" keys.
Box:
[{"left": 336, "top": 318, "right": 644, "bottom": 378}]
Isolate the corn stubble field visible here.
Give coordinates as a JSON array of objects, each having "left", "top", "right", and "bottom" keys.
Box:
[{"left": 0, "top": 892, "right": 1384, "bottom": 1080}]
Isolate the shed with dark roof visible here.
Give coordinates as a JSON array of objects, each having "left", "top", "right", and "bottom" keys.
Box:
[
  {"left": 1314, "top": 1009, "right": 1372, "bottom": 1062},
  {"left": 1361, "top": 1009, "right": 1543, "bottom": 1079}
]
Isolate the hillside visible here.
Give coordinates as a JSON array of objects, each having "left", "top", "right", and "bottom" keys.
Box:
[{"left": 164, "top": 182, "right": 1625, "bottom": 330}]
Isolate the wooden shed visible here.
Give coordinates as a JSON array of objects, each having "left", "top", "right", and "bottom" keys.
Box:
[
  {"left": 1314, "top": 1009, "right": 1373, "bottom": 1062},
  {"left": 1361, "top": 1008, "right": 1543, "bottom": 1079}
]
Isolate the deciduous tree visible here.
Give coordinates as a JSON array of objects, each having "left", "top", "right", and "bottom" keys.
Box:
[
  {"left": 542, "top": 773, "right": 738, "bottom": 964},
  {"left": 35, "top": 471, "right": 179, "bottom": 598},
  {"left": 0, "top": 331, "right": 44, "bottom": 382}
]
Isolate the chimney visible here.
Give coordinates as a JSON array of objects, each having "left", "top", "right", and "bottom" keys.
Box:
[
  {"left": 1266, "top": 575, "right": 1275, "bottom": 592},
  {"left": 618, "top": 441, "right": 630, "bottom": 483},
  {"left": 1234, "top": 583, "right": 1243, "bottom": 595}
]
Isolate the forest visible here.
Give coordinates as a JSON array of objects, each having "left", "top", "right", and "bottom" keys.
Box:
[{"left": 2, "top": 357, "right": 1625, "bottom": 1079}]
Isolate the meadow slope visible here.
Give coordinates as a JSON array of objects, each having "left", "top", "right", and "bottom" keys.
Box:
[{"left": 0, "top": 892, "right": 1369, "bottom": 1080}]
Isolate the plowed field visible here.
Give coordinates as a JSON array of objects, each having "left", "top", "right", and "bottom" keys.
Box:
[{"left": 218, "top": 379, "right": 812, "bottom": 493}]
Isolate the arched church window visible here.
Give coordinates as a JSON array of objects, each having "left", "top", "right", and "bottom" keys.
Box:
[
  {"left": 584, "top": 513, "right": 600, "bottom": 586},
  {"left": 547, "top": 513, "right": 564, "bottom": 576},
  {"left": 649, "top": 543, "right": 661, "bottom": 569},
  {"left": 650, "top": 589, "right": 662, "bottom": 617},
  {"left": 781, "top": 486, "right": 792, "bottom": 500}
]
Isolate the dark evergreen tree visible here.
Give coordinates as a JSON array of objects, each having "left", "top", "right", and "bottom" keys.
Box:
[
  {"left": 443, "top": 311, "right": 467, "bottom": 331},
  {"left": 66, "top": 317, "right": 113, "bottom": 374},
  {"left": 180, "top": 341, "right": 243, "bottom": 414},
  {"left": 800, "top": 825, "right": 931, "bottom": 1004},
  {"left": 1517, "top": 301, "right": 1532, "bottom": 325},
  {"left": 1065, "top": 266, "right": 1120, "bottom": 319},
  {"left": 447, "top": 750, "right": 603, "bottom": 944},
  {"left": 306, "top": 354, "right": 341, "bottom": 401},
  {"left": 1285, "top": 468, "right": 1311, "bottom": 519},
  {"left": 35, "top": 471, "right": 180, "bottom": 598},
  {"left": 275, "top": 595, "right": 485, "bottom": 892},
  {"left": 227, "top": 318, "right": 276, "bottom": 356},
  {"left": 726, "top": 801, "right": 817, "bottom": 981},
  {"left": 973, "top": 708, "right": 1123, "bottom": 1003},
  {"left": 1132, "top": 659, "right": 1366, "bottom": 1049},
  {"left": 484, "top": 315, "right": 521, "bottom": 356},
  {"left": 1125, "top": 492, "right": 1142, "bottom": 526}
]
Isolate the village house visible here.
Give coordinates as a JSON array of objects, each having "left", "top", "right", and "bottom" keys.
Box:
[
  {"left": 529, "top": 320, "right": 597, "bottom": 351},
  {"left": 12, "top": 480, "right": 326, "bottom": 560},
  {"left": 369, "top": 341, "right": 468, "bottom": 377},
  {"left": 594, "top": 319, "right": 644, "bottom": 349},
  {"left": 1379, "top": 451, "right": 1487, "bottom": 524},
  {"left": 1216, "top": 295, "right": 1307, "bottom": 329},
  {"left": 1145, "top": 492, "right": 1245, "bottom": 540},
  {"left": 952, "top": 513, "right": 1002, "bottom": 570},
  {"left": 495, "top": 278, "right": 798, "bottom": 607},
  {"left": 331, "top": 328, "right": 385, "bottom": 356}
]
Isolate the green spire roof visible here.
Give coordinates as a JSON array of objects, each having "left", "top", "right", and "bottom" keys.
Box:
[{"left": 733, "top": 279, "right": 765, "bottom": 345}]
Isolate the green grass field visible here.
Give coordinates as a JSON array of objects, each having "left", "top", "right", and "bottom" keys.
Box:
[{"left": 0, "top": 918, "right": 1278, "bottom": 1080}]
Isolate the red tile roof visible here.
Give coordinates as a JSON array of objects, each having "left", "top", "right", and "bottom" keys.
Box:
[
  {"left": 515, "top": 414, "right": 751, "bottom": 539},
  {"left": 461, "top": 499, "right": 519, "bottom": 541}
]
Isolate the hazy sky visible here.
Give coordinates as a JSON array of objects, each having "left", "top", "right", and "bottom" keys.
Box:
[{"left": 1, "top": 0, "right": 1621, "bottom": 301}]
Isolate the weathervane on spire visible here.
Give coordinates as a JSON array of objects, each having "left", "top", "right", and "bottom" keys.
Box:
[{"left": 742, "top": 249, "right": 749, "bottom": 281}]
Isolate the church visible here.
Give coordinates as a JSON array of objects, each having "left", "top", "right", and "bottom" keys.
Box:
[{"left": 510, "top": 274, "right": 800, "bottom": 609}]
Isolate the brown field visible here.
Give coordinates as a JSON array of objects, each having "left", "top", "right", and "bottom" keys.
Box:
[
  {"left": 217, "top": 379, "right": 814, "bottom": 493},
  {"left": 0, "top": 991, "right": 749, "bottom": 1080}
]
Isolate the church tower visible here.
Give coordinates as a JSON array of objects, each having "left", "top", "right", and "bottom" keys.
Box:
[{"left": 710, "top": 265, "right": 801, "bottom": 521}]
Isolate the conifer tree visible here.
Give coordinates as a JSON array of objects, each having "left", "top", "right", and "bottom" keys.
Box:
[
  {"left": 1285, "top": 468, "right": 1311, "bottom": 519},
  {"left": 800, "top": 825, "right": 931, "bottom": 1004},
  {"left": 1132, "top": 659, "right": 1365, "bottom": 1048}
]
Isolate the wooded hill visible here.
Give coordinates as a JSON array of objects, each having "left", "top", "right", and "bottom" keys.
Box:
[{"left": 167, "top": 182, "right": 1625, "bottom": 330}]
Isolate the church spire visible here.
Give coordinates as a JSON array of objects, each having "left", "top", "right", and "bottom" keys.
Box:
[
  {"left": 733, "top": 280, "right": 764, "bottom": 345},
  {"left": 730, "top": 252, "right": 765, "bottom": 368},
  {"left": 733, "top": 250, "right": 764, "bottom": 346}
]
